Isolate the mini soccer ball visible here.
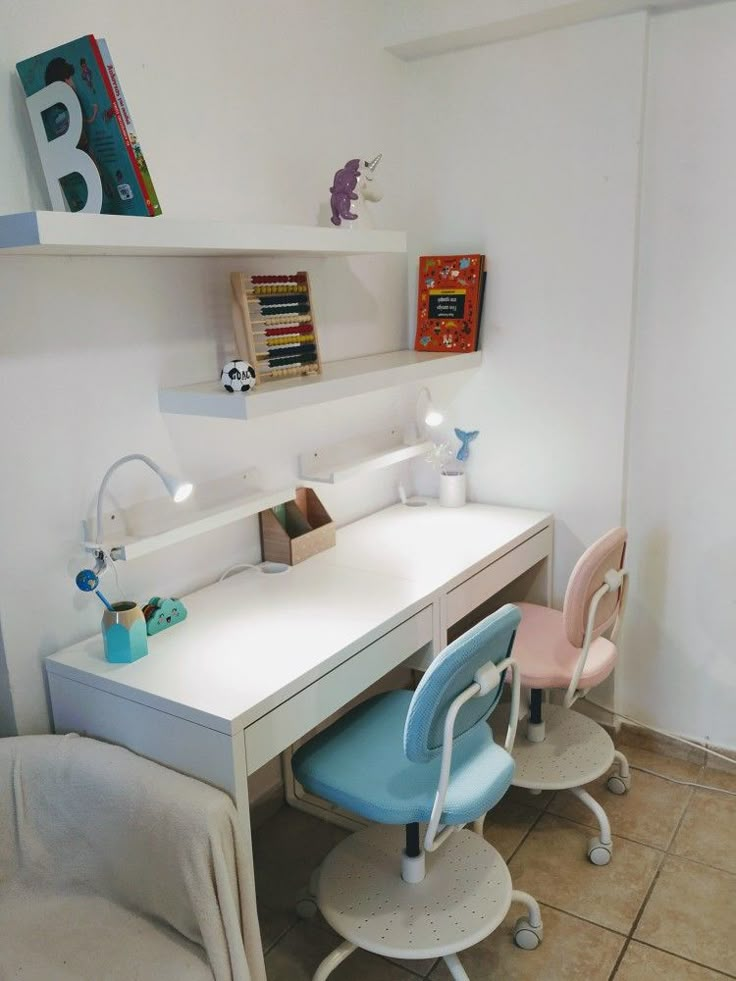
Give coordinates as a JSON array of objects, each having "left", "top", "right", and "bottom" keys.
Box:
[{"left": 221, "top": 360, "right": 256, "bottom": 393}]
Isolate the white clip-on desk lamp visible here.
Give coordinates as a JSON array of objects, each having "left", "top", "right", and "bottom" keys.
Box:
[
  {"left": 399, "top": 388, "right": 444, "bottom": 507},
  {"left": 77, "top": 455, "right": 194, "bottom": 612},
  {"left": 95, "top": 453, "right": 193, "bottom": 547}
]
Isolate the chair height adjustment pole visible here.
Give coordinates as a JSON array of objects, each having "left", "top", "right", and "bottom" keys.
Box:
[
  {"left": 530, "top": 689, "right": 542, "bottom": 724},
  {"left": 401, "top": 822, "right": 426, "bottom": 884},
  {"left": 526, "top": 688, "right": 546, "bottom": 743}
]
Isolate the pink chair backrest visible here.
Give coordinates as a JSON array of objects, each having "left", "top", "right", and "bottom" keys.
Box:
[{"left": 562, "top": 528, "right": 628, "bottom": 649}]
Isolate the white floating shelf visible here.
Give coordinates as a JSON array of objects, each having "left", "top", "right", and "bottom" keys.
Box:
[
  {"left": 300, "top": 429, "right": 432, "bottom": 484},
  {"left": 90, "top": 482, "right": 295, "bottom": 562},
  {"left": 159, "top": 350, "right": 482, "bottom": 421},
  {"left": 0, "top": 211, "right": 406, "bottom": 258}
]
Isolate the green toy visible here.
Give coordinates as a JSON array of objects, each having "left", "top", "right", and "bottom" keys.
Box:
[{"left": 142, "top": 596, "right": 188, "bottom": 636}]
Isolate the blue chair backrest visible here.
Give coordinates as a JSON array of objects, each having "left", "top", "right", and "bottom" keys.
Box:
[{"left": 404, "top": 604, "right": 520, "bottom": 763}]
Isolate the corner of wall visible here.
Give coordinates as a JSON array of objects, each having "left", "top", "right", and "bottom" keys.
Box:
[{"left": 0, "top": 625, "right": 18, "bottom": 736}]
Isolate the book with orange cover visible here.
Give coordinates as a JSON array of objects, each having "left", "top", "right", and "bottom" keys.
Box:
[{"left": 414, "top": 254, "right": 486, "bottom": 353}]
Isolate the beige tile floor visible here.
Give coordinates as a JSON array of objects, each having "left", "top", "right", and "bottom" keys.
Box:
[{"left": 253, "top": 739, "right": 736, "bottom": 980}]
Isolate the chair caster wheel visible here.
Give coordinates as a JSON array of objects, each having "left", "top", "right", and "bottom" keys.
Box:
[
  {"left": 588, "top": 837, "right": 612, "bottom": 865},
  {"left": 295, "top": 897, "right": 318, "bottom": 919},
  {"left": 513, "top": 917, "right": 543, "bottom": 950},
  {"left": 607, "top": 774, "right": 630, "bottom": 795}
]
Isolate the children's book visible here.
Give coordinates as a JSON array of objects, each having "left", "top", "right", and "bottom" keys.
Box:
[
  {"left": 95, "top": 37, "right": 161, "bottom": 216},
  {"left": 16, "top": 35, "right": 161, "bottom": 216},
  {"left": 414, "top": 254, "right": 487, "bottom": 354}
]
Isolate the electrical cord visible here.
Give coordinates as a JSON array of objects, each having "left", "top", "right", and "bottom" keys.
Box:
[
  {"left": 584, "top": 695, "right": 736, "bottom": 798},
  {"left": 218, "top": 563, "right": 261, "bottom": 582},
  {"left": 584, "top": 695, "right": 735, "bottom": 765},
  {"left": 109, "top": 554, "right": 125, "bottom": 600},
  {"left": 217, "top": 561, "right": 289, "bottom": 582},
  {"left": 628, "top": 763, "right": 736, "bottom": 798}
]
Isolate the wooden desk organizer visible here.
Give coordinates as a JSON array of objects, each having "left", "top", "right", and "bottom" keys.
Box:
[{"left": 259, "top": 487, "right": 335, "bottom": 565}]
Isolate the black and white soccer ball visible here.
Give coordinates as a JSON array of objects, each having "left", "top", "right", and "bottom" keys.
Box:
[{"left": 221, "top": 360, "right": 256, "bottom": 393}]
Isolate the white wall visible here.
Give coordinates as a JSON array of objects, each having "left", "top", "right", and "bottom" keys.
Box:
[
  {"left": 405, "top": 13, "right": 647, "bottom": 606},
  {"left": 620, "top": 1, "right": 736, "bottom": 750},
  {"left": 0, "top": 0, "right": 410, "bottom": 738},
  {"left": 3, "top": 0, "right": 734, "bottom": 759}
]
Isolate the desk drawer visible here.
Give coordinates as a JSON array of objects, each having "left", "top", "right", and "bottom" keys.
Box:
[
  {"left": 244, "top": 605, "right": 433, "bottom": 773},
  {"left": 446, "top": 526, "right": 552, "bottom": 627}
]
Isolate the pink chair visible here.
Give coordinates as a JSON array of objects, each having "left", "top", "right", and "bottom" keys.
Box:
[{"left": 493, "top": 528, "right": 631, "bottom": 865}]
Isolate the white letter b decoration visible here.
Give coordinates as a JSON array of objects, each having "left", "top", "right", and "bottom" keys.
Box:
[{"left": 25, "top": 81, "right": 103, "bottom": 213}]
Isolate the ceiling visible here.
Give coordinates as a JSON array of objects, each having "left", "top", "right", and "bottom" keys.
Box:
[{"left": 383, "top": 0, "right": 724, "bottom": 60}]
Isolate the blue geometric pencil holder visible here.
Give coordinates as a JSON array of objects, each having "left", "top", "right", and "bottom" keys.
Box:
[{"left": 101, "top": 602, "right": 149, "bottom": 663}]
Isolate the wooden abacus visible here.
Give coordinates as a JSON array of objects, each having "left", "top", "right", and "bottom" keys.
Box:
[{"left": 230, "top": 271, "right": 323, "bottom": 384}]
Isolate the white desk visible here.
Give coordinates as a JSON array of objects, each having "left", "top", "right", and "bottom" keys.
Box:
[{"left": 46, "top": 500, "right": 552, "bottom": 980}]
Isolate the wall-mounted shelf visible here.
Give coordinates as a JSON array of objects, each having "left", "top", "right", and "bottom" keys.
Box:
[
  {"left": 88, "top": 475, "right": 295, "bottom": 561},
  {"left": 0, "top": 211, "right": 407, "bottom": 257},
  {"left": 300, "top": 429, "right": 433, "bottom": 484},
  {"left": 159, "top": 350, "right": 482, "bottom": 421}
]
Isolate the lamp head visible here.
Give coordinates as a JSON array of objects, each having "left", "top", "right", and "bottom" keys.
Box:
[
  {"left": 171, "top": 478, "right": 194, "bottom": 503},
  {"left": 417, "top": 387, "right": 444, "bottom": 431},
  {"left": 157, "top": 469, "right": 193, "bottom": 503}
]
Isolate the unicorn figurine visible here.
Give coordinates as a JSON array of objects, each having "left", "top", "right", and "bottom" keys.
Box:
[
  {"left": 329, "top": 154, "right": 383, "bottom": 226},
  {"left": 454, "top": 428, "right": 479, "bottom": 463}
]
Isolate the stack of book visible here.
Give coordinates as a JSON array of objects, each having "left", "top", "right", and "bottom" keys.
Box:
[{"left": 17, "top": 35, "right": 161, "bottom": 217}]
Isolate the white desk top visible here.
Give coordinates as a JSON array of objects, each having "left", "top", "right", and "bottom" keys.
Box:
[
  {"left": 319, "top": 501, "right": 551, "bottom": 592},
  {"left": 46, "top": 501, "right": 551, "bottom": 736}
]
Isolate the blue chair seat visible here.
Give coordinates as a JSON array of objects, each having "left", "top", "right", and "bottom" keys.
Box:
[{"left": 292, "top": 690, "right": 514, "bottom": 826}]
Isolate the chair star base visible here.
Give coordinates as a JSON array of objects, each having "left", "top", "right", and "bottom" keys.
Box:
[
  {"left": 312, "top": 824, "right": 542, "bottom": 979},
  {"left": 493, "top": 702, "right": 631, "bottom": 865},
  {"left": 495, "top": 702, "right": 616, "bottom": 790}
]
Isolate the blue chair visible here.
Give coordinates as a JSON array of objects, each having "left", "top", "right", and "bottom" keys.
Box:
[{"left": 292, "top": 604, "right": 543, "bottom": 981}]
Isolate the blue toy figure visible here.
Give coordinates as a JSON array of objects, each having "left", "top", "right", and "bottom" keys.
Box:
[{"left": 455, "top": 428, "right": 479, "bottom": 463}]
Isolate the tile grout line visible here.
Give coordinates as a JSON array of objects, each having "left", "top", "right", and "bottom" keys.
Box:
[
  {"left": 532, "top": 899, "right": 628, "bottom": 939},
  {"left": 263, "top": 915, "right": 304, "bottom": 957},
  {"left": 503, "top": 804, "right": 548, "bottom": 864},
  {"left": 609, "top": 763, "right": 698, "bottom": 970},
  {"left": 632, "top": 938, "right": 736, "bottom": 980},
  {"left": 623, "top": 842, "right": 667, "bottom": 942},
  {"left": 607, "top": 936, "right": 632, "bottom": 980},
  {"left": 607, "top": 834, "right": 670, "bottom": 978},
  {"left": 664, "top": 775, "right": 697, "bottom": 853}
]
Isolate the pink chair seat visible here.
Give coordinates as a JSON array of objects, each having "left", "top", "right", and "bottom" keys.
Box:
[{"left": 513, "top": 602, "right": 618, "bottom": 690}]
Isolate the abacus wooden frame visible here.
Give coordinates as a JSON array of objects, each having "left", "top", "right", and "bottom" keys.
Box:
[{"left": 230, "top": 270, "right": 323, "bottom": 385}]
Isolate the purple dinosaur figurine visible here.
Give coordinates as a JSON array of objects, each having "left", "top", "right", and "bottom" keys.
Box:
[{"left": 329, "top": 159, "right": 361, "bottom": 226}]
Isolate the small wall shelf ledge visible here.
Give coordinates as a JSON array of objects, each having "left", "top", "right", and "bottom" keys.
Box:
[
  {"left": 299, "top": 429, "right": 433, "bottom": 484},
  {"left": 159, "top": 350, "right": 482, "bottom": 421},
  {"left": 0, "top": 211, "right": 406, "bottom": 258},
  {"left": 87, "top": 475, "right": 295, "bottom": 562}
]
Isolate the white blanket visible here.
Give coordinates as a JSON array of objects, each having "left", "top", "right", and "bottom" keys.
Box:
[{"left": 0, "top": 734, "right": 260, "bottom": 981}]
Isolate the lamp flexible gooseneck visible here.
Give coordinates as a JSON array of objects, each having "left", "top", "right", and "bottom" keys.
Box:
[{"left": 95, "top": 453, "right": 193, "bottom": 544}]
